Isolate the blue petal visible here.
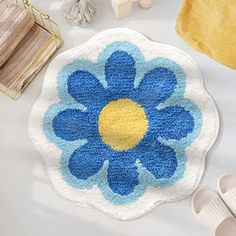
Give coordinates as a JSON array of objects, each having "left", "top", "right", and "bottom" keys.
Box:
[
  {"left": 139, "top": 141, "right": 177, "bottom": 179},
  {"left": 105, "top": 51, "right": 136, "bottom": 94},
  {"left": 137, "top": 67, "right": 177, "bottom": 106},
  {"left": 67, "top": 70, "right": 107, "bottom": 107},
  {"left": 68, "top": 143, "right": 106, "bottom": 180},
  {"left": 154, "top": 106, "right": 194, "bottom": 140},
  {"left": 107, "top": 156, "right": 139, "bottom": 196},
  {"left": 53, "top": 109, "right": 94, "bottom": 141}
]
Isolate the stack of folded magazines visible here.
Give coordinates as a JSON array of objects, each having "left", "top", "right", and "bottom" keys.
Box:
[{"left": 0, "top": 0, "right": 63, "bottom": 99}]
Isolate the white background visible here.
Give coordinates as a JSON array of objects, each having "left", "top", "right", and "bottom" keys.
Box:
[{"left": 0, "top": 0, "right": 236, "bottom": 235}]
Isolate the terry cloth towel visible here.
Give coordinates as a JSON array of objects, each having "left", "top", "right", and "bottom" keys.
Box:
[
  {"left": 0, "top": 4, "right": 35, "bottom": 67},
  {"left": 0, "top": 24, "right": 53, "bottom": 89},
  {"left": 176, "top": 0, "right": 236, "bottom": 69}
]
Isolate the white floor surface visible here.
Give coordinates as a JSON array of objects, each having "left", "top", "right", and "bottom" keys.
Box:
[{"left": 0, "top": 1, "right": 236, "bottom": 235}]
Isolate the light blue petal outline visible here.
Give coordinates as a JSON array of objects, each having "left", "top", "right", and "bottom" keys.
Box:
[{"left": 43, "top": 41, "right": 202, "bottom": 206}]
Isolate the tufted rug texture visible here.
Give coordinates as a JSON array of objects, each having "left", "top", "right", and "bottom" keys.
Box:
[{"left": 29, "top": 28, "right": 219, "bottom": 220}]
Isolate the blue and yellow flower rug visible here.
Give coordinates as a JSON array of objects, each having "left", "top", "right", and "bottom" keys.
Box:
[{"left": 29, "top": 28, "right": 219, "bottom": 220}]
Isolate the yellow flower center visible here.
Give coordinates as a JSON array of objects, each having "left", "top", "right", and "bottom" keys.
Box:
[{"left": 98, "top": 98, "right": 149, "bottom": 151}]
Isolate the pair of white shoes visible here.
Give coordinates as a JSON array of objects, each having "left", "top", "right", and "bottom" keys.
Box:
[{"left": 192, "top": 174, "right": 236, "bottom": 236}]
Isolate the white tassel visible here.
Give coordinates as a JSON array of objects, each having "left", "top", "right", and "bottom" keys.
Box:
[{"left": 61, "top": 0, "right": 96, "bottom": 26}]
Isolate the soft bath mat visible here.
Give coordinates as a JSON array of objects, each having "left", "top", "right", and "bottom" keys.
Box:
[
  {"left": 176, "top": 0, "right": 236, "bottom": 69},
  {"left": 29, "top": 28, "right": 219, "bottom": 220}
]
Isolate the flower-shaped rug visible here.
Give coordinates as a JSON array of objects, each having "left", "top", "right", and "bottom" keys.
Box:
[{"left": 29, "top": 28, "right": 219, "bottom": 220}]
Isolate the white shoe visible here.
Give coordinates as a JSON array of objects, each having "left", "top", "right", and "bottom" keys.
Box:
[
  {"left": 218, "top": 174, "right": 236, "bottom": 217},
  {"left": 192, "top": 187, "right": 236, "bottom": 236}
]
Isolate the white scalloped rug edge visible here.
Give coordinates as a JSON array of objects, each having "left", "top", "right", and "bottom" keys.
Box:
[{"left": 28, "top": 28, "right": 219, "bottom": 220}]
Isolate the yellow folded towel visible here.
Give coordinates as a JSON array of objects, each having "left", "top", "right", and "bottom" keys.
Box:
[{"left": 176, "top": 0, "right": 236, "bottom": 69}]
